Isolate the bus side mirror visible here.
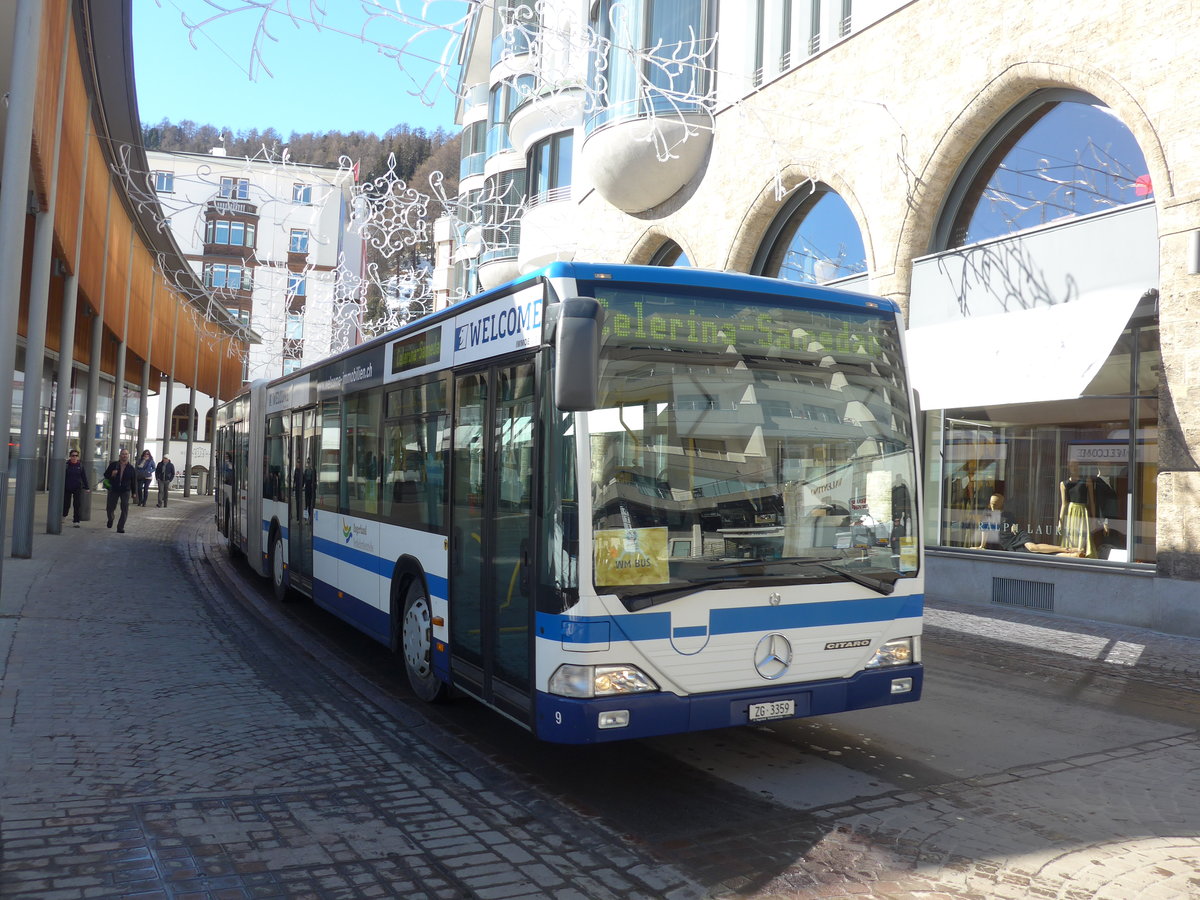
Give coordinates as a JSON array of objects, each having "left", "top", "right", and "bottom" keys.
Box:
[{"left": 554, "top": 297, "right": 603, "bottom": 411}]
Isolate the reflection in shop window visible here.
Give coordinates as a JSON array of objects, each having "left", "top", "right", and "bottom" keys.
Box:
[
  {"left": 754, "top": 184, "right": 866, "bottom": 283},
  {"left": 925, "top": 320, "right": 1158, "bottom": 564},
  {"left": 941, "top": 90, "right": 1151, "bottom": 249}
]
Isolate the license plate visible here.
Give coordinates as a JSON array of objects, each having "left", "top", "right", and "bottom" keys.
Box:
[{"left": 748, "top": 699, "right": 795, "bottom": 722}]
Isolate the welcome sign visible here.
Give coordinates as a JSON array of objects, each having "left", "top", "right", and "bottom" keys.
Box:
[{"left": 451, "top": 285, "right": 544, "bottom": 365}]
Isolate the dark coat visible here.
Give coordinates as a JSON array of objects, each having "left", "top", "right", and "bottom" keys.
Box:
[
  {"left": 103, "top": 460, "right": 139, "bottom": 494},
  {"left": 64, "top": 460, "right": 89, "bottom": 492},
  {"left": 155, "top": 459, "right": 176, "bottom": 481}
]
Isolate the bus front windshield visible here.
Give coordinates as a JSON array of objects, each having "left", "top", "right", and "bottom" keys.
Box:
[{"left": 586, "top": 283, "right": 919, "bottom": 610}]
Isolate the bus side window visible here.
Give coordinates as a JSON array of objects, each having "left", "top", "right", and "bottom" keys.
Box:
[
  {"left": 344, "top": 391, "right": 381, "bottom": 517},
  {"left": 318, "top": 399, "right": 342, "bottom": 511},
  {"left": 264, "top": 415, "right": 287, "bottom": 502}
]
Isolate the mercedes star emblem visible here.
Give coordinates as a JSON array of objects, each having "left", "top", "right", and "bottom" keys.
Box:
[{"left": 754, "top": 633, "right": 793, "bottom": 680}]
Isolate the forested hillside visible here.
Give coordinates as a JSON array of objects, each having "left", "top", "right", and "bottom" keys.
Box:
[{"left": 141, "top": 118, "right": 461, "bottom": 199}]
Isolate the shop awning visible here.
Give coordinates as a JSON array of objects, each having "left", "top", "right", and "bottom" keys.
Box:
[{"left": 905, "top": 287, "right": 1144, "bottom": 410}]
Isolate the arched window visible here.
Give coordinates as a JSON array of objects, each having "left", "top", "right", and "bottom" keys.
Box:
[
  {"left": 937, "top": 90, "right": 1151, "bottom": 249},
  {"left": 204, "top": 408, "right": 215, "bottom": 442},
  {"left": 648, "top": 241, "right": 690, "bottom": 267},
  {"left": 753, "top": 185, "right": 865, "bottom": 283},
  {"left": 171, "top": 404, "right": 197, "bottom": 441}
]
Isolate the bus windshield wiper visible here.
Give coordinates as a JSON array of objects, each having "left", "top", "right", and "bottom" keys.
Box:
[
  {"left": 816, "top": 563, "right": 895, "bottom": 596},
  {"left": 710, "top": 554, "right": 846, "bottom": 570},
  {"left": 623, "top": 578, "right": 754, "bottom": 609}
]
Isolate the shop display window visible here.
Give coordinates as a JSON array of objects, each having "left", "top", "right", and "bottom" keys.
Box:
[{"left": 923, "top": 321, "right": 1158, "bottom": 564}]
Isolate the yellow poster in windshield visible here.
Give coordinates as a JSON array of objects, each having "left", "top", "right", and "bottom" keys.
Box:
[{"left": 594, "top": 527, "right": 670, "bottom": 586}]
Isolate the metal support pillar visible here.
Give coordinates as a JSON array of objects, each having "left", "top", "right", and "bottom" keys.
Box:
[
  {"left": 15, "top": 6, "right": 69, "bottom": 554},
  {"left": 185, "top": 351, "right": 198, "bottom": 498},
  {"left": 48, "top": 99, "right": 93, "bottom": 534},
  {"left": 0, "top": 0, "right": 45, "bottom": 581},
  {"left": 161, "top": 300, "right": 179, "bottom": 461},
  {"left": 136, "top": 281, "right": 157, "bottom": 457},
  {"left": 108, "top": 235, "right": 135, "bottom": 460},
  {"left": 84, "top": 187, "right": 113, "bottom": 489}
]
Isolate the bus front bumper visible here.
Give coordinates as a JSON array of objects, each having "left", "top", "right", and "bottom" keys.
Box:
[{"left": 534, "top": 663, "right": 923, "bottom": 744}]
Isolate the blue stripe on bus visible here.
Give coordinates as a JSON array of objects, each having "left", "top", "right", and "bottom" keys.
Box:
[
  {"left": 314, "top": 536, "right": 393, "bottom": 576},
  {"left": 312, "top": 578, "right": 390, "bottom": 644},
  {"left": 305, "top": 535, "right": 449, "bottom": 599},
  {"left": 672, "top": 625, "right": 709, "bottom": 638},
  {"left": 541, "top": 594, "right": 923, "bottom": 644}
]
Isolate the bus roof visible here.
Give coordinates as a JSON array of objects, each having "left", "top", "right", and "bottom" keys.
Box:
[
  {"left": 236, "top": 263, "right": 899, "bottom": 399},
  {"left": 531, "top": 262, "right": 898, "bottom": 314}
]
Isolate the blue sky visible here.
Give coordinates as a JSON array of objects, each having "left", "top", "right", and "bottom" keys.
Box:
[{"left": 132, "top": 0, "right": 465, "bottom": 137}]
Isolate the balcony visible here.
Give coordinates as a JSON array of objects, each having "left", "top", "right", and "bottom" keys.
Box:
[
  {"left": 207, "top": 198, "right": 258, "bottom": 217},
  {"left": 517, "top": 189, "right": 576, "bottom": 273},
  {"left": 508, "top": 86, "right": 584, "bottom": 156},
  {"left": 477, "top": 248, "right": 521, "bottom": 291},
  {"left": 580, "top": 104, "right": 712, "bottom": 212},
  {"left": 460, "top": 151, "right": 486, "bottom": 180}
]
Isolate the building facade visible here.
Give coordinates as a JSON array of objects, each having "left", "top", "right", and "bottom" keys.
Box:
[
  {"left": 0, "top": 0, "right": 245, "bottom": 555},
  {"left": 141, "top": 148, "right": 364, "bottom": 475},
  {"left": 146, "top": 148, "right": 362, "bottom": 382},
  {"left": 448, "top": 0, "right": 1200, "bottom": 637}
]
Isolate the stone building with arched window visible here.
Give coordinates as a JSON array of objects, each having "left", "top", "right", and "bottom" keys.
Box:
[{"left": 447, "top": 0, "right": 1200, "bottom": 637}]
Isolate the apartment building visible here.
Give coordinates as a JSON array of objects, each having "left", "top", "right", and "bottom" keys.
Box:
[
  {"left": 147, "top": 147, "right": 362, "bottom": 383},
  {"left": 142, "top": 148, "right": 364, "bottom": 470},
  {"left": 448, "top": 0, "right": 1200, "bottom": 637}
]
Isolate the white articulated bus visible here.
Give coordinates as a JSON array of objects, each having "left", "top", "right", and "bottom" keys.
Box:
[{"left": 216, "top": 262, "right": 924, "bottom": 743}]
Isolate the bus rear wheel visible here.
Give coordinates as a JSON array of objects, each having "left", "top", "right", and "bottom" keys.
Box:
[
  {"left": 401, "top": 579, "right": 446, "bottom": 703},
  {"left": 269, "top": 529, "right": 288, "bottom": 602}
]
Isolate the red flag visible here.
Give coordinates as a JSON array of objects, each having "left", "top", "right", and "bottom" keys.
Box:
[
  {"left": 1134, "top": 174, "right": 1152, "bottom": 197},
  {"left": 352, "top": 161, "right": 360, "bottom": 183}
]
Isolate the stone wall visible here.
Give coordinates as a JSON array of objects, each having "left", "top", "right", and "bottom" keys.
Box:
[{"left": 555, "top": 0, "right": 1200, "bottom": 590}]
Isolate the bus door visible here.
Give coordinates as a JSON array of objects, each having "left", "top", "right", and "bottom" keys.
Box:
[
  {"left": 450, "top": 360, "right": 537, "bottom": 723},
  {"left": 288, "top": 407, "right": 318, "bottom": 592}
]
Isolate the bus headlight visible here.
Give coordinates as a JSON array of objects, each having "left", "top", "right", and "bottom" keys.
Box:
[
  {"left": 864, "top": 637, "right": 914, "bottom": 668},
  {"left": 548, "top": 664, "right": 658, "bottom": 698}
]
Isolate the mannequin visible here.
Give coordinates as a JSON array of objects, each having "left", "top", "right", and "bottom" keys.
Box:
[
  {"left": 977, "top": 493, "right": 1083, "bottom": 556},
  {"left": 1059, "top": 461, "right": 1096, "bottom": 558}
]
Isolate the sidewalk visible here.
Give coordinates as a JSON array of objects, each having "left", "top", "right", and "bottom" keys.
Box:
[
  {"left": 0, "top": 493, "right": 701, "bottom": 900},
  {"left": 925, "top": 590, "right": 1200, "bottom": 681}
]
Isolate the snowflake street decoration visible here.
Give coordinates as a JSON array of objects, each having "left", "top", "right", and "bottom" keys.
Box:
[
  {"left": 329, "top": 255, "right": 436, "bottom": 354},
  {"left": 348, "top": 153, "right": 432, "bottom": 259}
]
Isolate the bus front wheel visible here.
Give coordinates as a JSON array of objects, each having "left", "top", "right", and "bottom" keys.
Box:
[
  {"left": 401, "top": 579, "right": 446, "bottom": 703},
  {"left": 225, "top": 502, "right": 241, "bottom": 558}
]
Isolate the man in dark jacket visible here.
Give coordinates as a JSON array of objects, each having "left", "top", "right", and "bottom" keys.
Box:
[
  {"left": 63, "top": 449, "right": 90, "bottom": 526},
  {"left": 156, "top": 456, "right": 176, "bottom": 508},
  {"left": 103, "top": 449, "right": 138, "bottom": 532}
]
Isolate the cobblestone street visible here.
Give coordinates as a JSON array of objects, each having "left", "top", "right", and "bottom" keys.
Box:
[
  {"left": 3, "top": 496, "right": 1199, "bottom": 899},
  {"left": 0, "top": 496, "right": 700, "bottom": 899}
]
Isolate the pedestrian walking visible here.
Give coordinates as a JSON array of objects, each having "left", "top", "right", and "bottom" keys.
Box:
[
  {"left": 102, "top": 449, "right": 138, "bottom": 533},
  {"left": 62, "top": 448, "right": 90, "bottom": 526},
  {"left": 135, "top": 449, "right": 155, "bottom": 506},
  {"left": 156, "top": 455, "right": 176, "bottom": 508}
]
